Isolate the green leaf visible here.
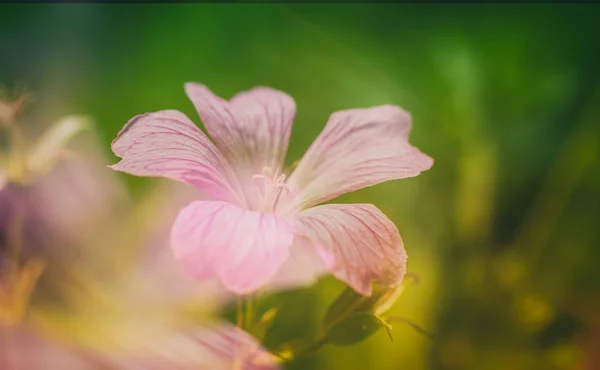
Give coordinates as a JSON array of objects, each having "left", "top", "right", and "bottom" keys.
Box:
[
  {"left": 326, "top": 313, "right": 392, "bottom": 346},
  {"left": 323, "top": 287, "right": 367, "bottom": 330}
]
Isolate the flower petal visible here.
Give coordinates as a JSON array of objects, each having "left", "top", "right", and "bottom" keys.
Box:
[
  {"left": 295, "top": 203, "right": 407, "bottom": 296},
  {"left": 0, "top": 328, "right": 95, "bottom": 370},
  {"left": 102, "top": 323, "right": 280, "bottom": 370},
  {"left": 265, "top": 236, "right": 329, "bottom": 292},
  {"left": 130, "top": 181, "right": 230, "bottom": 309},
  {"left": 184, "top": 83, "right": 296, "bottom": 175},
  {"left": 286, "top": 105, "right": 433, "bottom": 211},
  {"left": 170, "top": 200, "right": 295, "bottom": 295},
  {"left": 110, "top": 110, "right": 242, "bottom": 205},
  {"left": 190, "top": 324, "right": 280, "bottom": 370}
]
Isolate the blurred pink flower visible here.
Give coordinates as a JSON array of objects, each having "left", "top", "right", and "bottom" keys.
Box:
[
  {"left": 0, "top": 326, "right": 99, "bottom": 370},
  {"left": 1, "top": 181, "right": 277, "bottom": 370},
  {"left": 0, "top": 323, "right": 279, "bottom": 370},
  {"left": 101, "top": 324, "right": 279, "bottom": 370},
  {"left": 111, "top": 83, "right": 433, "bottom": 296},
  {"left": 0, "top": 129, "right": 127, "bottom": 263}
]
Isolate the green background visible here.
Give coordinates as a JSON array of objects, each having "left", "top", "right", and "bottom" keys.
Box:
[{"left": 2, "top": 4, "right": 600, "bottom": 369}]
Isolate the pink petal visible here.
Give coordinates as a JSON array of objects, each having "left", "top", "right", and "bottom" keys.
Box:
[
  {"left": 184, "top": 82, "right": 295, "bottom": 177},
  {"left": 170, "top": 200, "right": 295, "bottom": 295},
  {"left": 265, "top": 236, "right": 329, "bottom": 292},
  {"left": 295, "top": 203, "right": 407, "bottom": 296},
  {"left": 0, "top": 327, "right": 97, "bottom": 370},
  {"left": 286, "top": 105, "right": 433, "bottom": 212},
  {"left": 190, "top": 324, "right": 280, "bottom": 370},
  {"left": 130, "top": 181, "right": 230, "bottom": 309},
  {"left": 103, "top": 323, "right": 280, "bottom": 370},
  {"left": 110, "top": 110, "right": 243, "bottom": 205},
  {"left": 35, "top": 133, "right": 128, "bottom": 247}
]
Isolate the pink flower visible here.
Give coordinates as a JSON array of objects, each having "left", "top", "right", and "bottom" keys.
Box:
[
  {"left": 102, "top": 324, "right": 279, "bottom": 370},
  {"left": 110, "top": 83, "right": 433, "bottom": 296},
  {"left": 0, "top": 327, "right": 97, "bottom": 370},
  {"left": 0, "top": 324, "right": 280, "bottom": 370}
]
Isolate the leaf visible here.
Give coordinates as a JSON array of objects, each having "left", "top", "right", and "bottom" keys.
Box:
[
  {"left": 326, "top": 313, "right": 392, "bottom": 347},
  {"left": 323, "top": 286, "right": 366, "bottom": 330}
]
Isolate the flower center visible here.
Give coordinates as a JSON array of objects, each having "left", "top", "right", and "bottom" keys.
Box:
[{"left": 252, "top": 166, "right": 289, "bottom": 212}]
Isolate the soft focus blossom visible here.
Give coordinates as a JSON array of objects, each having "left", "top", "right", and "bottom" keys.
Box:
[
  {"left": 0, "top": 323, "right": 279, "bottom": 370},
  {"left": 0, "top": 326, "right": 99, "bottom": 370},
  {"left": 0, "top": 121, "right": 125, "bottom": 266},
  {"left": 0, "top": 111, "right": 121, "bottom": 344},
  {"left": 110, "top": 83, "right": 433, "bottom": 295},
  {"left": 97, "top": 324, "right": 279, "bottom": 370},
  {"left": 30, "top": 179, "right": 277, "bottom": 369},
  {"left": 62, "top": 182, "right": 279, "bottom": 369}
]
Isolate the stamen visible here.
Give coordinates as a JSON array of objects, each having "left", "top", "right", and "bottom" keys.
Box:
[
  {"left": 252, "top": 174, "right": 267, "bottom": 180},
  {"left": 251, "top": 166, "right": 289, "bottom": 211}
]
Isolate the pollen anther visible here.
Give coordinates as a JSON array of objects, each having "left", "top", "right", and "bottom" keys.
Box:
[{"left": 252, "top": 166, "right": 289, "bottom": 211}]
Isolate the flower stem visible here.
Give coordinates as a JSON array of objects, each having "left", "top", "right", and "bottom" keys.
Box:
[
  {"left": 234, "top": 294, "right": 257, "bottom": 370},
  {"left": 236, "top": 294, "right": 256, "bottom": 332},
  {"left": 281, "top": 335, "right": 328, "bottom": 360},
  {"left": 244, "top": 293, "right": 254, "bottom": 332},
  {"left": 386, "top": 316, "right": 434, "bottom": 340},
  {"left": 236, "top": 296, "right": 244, "bottom": 329}
]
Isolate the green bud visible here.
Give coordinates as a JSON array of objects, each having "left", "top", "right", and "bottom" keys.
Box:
[
  {"left": 322, "top": 277, "right": 415, "bottom": 347},
  {"left": 324, "top": 283, "right": 406, "bottom": 330},
  {"left": 323, "top": 286, "right": 365, "bottom": 330},
  {"left": 326, "top": 313, "right": 392, "bottom": 346}
]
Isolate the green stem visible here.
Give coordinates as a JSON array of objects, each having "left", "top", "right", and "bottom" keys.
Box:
[
  {"left": 244, "top": 293, "right": 254, "bottom": 332},
  {"left": 234, "top": 295, "right": 257, "bottom": 370},
  {"left": 236, "top": 294, "right": 256, "bottom": 332},
  {"left": 236, "top": 296, "right": 244, "bottom": 329},
  {"left": 290, "top": 335, "right": 328, "bottom": 359},
  {"left": 386, "top": 316, "right": 434, "bottom": 340}
]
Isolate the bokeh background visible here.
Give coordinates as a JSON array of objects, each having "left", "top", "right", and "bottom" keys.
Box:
[{"left": 1, "top": 3, "right": 600, "bottom": 369}]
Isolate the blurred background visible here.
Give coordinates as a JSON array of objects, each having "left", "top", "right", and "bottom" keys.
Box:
[{"left": 1, "top": 3, "right": 600, "bottom": 369}]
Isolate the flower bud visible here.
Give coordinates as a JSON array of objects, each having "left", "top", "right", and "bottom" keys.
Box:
[
  {"left": 326, "top": 313, "right": 392, "bottom": 346},
  {"left": 324, "top": 283, "right": 406, "bottom": 330},
  {"left": 322, "top": 283, "right": 407, "bottom": 346}
]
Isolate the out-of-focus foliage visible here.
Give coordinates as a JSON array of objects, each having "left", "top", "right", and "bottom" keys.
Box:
[{"left": 1, "top": 4, "right": 599, "bottom": 369}]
